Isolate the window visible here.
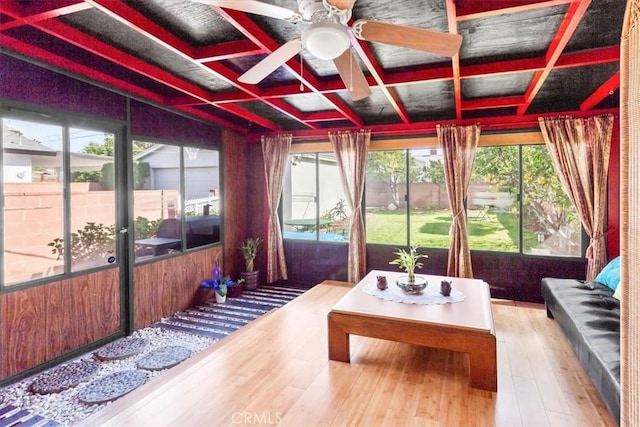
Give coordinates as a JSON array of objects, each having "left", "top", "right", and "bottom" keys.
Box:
[
  {"left": 521, "top": 145, "right": 581, "bottom": 256},
  {"left": 468, "top": 145, "right": 520, "bottom": 253},
  {"left": 2, "top": 119, "right": 64, "bottom": 284},
  {"left": 409, "top": 149, "right": 449, "bottom": 248},
  {"left": 364, "top": 144, "right": 582, "bottom": 257},
  {"left": 365, "top": 150, "right": 408, "bottom": 245},
  {"left": 2, "top": 118, "right": 119, "bottom": 285},
  {"left": 184, "top": 147, "right": 220, "bottom": 248},
  {"left": 133, "top": 142, "right": 221, "bottom": 262},
  {"left": 69, "top": 128, "right": 117, "bottom": 272},
  {"left": 282, "top": 153, "right": 348, "bottom": 242}
]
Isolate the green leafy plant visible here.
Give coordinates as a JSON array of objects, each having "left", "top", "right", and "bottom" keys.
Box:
[
  {"left": 48, "top": 222, "right": 115, "bottom": 262},
  {"left": 240, "top": 237, "right": 262, "bottom": 272},
  {"left": 324, "top": 198, "right": 348, "bottom": 222},
  {"left": 133, "top": 216, "right": 162, "bottom": 240},
  {"left": 389, "top": 245, "right": 428, "bottom": 282}
]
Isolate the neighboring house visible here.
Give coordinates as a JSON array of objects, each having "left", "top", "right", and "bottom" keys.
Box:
[
  {"left": 2, "top": 125, "right": 56, "bottom": 183},
  {"left": 134, "top": 144, "right": 220, "bottom": 201},
  {"left": 3, "top": 125, "right": 113, "bottom": 183}
]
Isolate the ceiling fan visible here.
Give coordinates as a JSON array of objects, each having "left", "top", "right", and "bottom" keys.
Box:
[{"left": 194, "top": 0, "right": 462, "bottom": 101}]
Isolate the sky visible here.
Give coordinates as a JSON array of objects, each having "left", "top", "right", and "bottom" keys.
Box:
[{"left": 4, "top": 118, "right": 112, "bottom": 153}]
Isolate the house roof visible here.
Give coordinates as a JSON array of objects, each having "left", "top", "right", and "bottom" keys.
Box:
[
  {"left": 0, "top": 0, "right": 624, "bottom": 139},
  {"left": 2, "top": 126, "right": 57, "bottom": 155}
]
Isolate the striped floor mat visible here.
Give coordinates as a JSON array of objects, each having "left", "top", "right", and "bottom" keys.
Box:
[
  {"left": 0, "top": 403, "right": 60, "bottom": 427},
  {"left": 153, "top": 286, "right": 306, "bottom": 339}
]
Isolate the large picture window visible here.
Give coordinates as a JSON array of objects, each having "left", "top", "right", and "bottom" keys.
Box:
[{"left": 364, "top": 143, "right": 583, "bottom": 257}]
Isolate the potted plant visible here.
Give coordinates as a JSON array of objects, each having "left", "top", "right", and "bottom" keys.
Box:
[
  {"left": 389, "top": 245, "right": 429, "bottom": 294},
  {"left": 199, "top": 258, "right": 236, "bottom": 304},
  {"left": 227, "top": 278, "right": 245, "bottom": 298},
  {"left": 240, "top": 237, "right": 262, "bottom": 290}
]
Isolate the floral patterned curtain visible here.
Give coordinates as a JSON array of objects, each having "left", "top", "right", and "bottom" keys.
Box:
[
  {"left": 329, "top": 129, "right": 371, "bottom": 283},
  {"left": 261, "top": 134, "right": 291, "bottom": 283},
  {"left": 538, "top": 115, "right": 613, "bottom": 281},
  {"left": 437, "top": 124, "right": 480, "bottom": 278}
]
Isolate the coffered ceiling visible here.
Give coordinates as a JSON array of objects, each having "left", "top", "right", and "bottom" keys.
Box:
[{"left": 0, "top": 0, "right": 624, "bottom": 138}]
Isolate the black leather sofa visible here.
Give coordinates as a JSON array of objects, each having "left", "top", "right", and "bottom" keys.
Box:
[{"left": 541, "top": 278, "right": 620, "bottom": 424}]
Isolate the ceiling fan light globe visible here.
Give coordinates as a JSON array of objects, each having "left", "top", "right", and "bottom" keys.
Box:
[{"left": 302, "top": 21, "right": 350, "bottom": 60}]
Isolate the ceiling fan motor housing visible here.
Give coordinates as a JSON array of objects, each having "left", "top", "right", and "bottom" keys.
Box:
[
  {"left": 297, "top": 0, "right": 328, "bottom": 21},
  {"left": 302, "top": 21, "right": 351, "bottom": 60}
]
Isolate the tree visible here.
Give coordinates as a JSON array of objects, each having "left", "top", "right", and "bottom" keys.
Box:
[
  {"left": 367, "top": 151, "right": 422, "bottom": 207},
  {"left": 83, "top": 136, "right": 114, "bottom": 156},
  {"left": 367, "top": 151, "right": 406, "bottom": 207},
  {"left": 418, "top": 159, "right": 445, "bottom": 184},
  {"left": 471, "top": 145, "right": 575, "bottom": 235},
  {"left": 82, "top": 137, "right": 150, "bottom": 156},
  {"left": 79, "top": 137, "right": 150, "bottom": 188}
]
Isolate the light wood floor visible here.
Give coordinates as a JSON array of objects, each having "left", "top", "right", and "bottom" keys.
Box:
[{"left": 79, "top": 281, "right": 616, "bottom": 427}]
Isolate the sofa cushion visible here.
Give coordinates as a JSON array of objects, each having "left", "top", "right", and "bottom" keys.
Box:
[{"left": 595, "top": 256, "right": 621, "bottom": 290}]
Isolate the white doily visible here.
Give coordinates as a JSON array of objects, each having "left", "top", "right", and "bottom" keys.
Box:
[{"left": 362, "top": 281, "right": 466, "bottom": 305}]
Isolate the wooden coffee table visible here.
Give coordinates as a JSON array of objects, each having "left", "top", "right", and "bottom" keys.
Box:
[{"left": 328, "top": 270, "right": 497, "bottom": 391}]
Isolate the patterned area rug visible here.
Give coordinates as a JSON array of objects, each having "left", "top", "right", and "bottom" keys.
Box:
[
  {"left": 0, "top": 403, "right": 61, "bottom": 426},
  {"left": 153, "top": 286, "right": 307, "bottom": 338}
]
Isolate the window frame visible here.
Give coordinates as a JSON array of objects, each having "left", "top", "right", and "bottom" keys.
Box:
[
  {"left": 1, "top": 108, "right": 126, "bottom": 289},
  {"left": 132, "top": 138, "right": 223, "bottom": 265},
  {"left": 287, "top": 133, "right": 587, "bottom": 260}
]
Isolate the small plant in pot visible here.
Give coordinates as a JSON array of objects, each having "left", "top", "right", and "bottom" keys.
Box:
[
  {"left": 389, "top": 245, "right": 429, "bottom": 294},
  {"left": 240, "top": 237, "right": 262, "bottom": 290},
  {"left": 200, "top": 258, "right": 236, "bottom": 304}
]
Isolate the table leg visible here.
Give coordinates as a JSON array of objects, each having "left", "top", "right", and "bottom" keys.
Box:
[
  {"left": 468, "top": 337, "right": 497, "bottom": 391},
  {"left": 327, "top": 313, "right": 350, "bottom": 362}
]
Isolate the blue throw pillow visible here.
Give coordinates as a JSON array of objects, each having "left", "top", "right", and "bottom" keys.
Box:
[{"left": 595, "top": 256, "right": 621, "bottom": 291}]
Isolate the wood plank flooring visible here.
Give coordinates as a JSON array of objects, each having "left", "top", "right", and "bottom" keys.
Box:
[{"left": 79, "top": 281, "right": 616, "bottom": 427}]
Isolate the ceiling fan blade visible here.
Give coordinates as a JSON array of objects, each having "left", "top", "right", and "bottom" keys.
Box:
[
  {"left": 353, "top": 20, "right": 462, "bottom": 57},
  {"left": 325, "top": 0, "right": 357, "bottom": 11},
  {"left": 333, "top": 49, "right": 371, "bottom": 101},
  {"left": 192, "top": 0, "right": 301, "bottom": 21},
  {"left": 238, "top": 39, "right": 303, "bottom": 84}
]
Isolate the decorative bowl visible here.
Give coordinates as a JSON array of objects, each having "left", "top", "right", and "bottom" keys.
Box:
[{"left": 396, "top": 275, "right": 427, "bottom": 294}]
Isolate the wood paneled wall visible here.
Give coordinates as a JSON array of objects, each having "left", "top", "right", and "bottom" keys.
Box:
[
  {"left": 133, "top": 246, "right": 222, "bottom": 330},
  {"left": 221, "top": 130, "right": 266, "bottom": 281},
  {"left": 0, "top": 268, "right": 120, "bottom": 379}
]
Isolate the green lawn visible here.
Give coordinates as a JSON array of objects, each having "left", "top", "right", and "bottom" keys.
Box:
[{"left": 366, "top": 209, "right": 537, "bottom": 252}]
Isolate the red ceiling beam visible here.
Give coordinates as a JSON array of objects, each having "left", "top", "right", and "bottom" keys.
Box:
[
  {"left": 580, "top": 71, "right": 620, "bottom": 111},
  {"left": 0, "top": 33, "right": 245, "bottom": 132},
  {"left": 555, "top": 45, "right": 620, "bottom": 68},
  {"left": 302, "top": 111, "right": 346, "bottom": 122},
  {"left": 192, "top": 40, "right": 264, "bottom": 62},
  {"left": 278, "top": 107, "right": 619, "bottom": 142},
  {"left": 203, "top": 61, "right": 308, "bottom": 126},
  {"left": 168, "top": 44, "right": 620, "bottom": 119},
  {"left": 0, "top": 0, "right": 90, "bottom": 31},
  {"left": 517, "top": 0, "right": 591, "bottom": 116},
  {"left": 82, "top": 0, "right": 291, "bottom": 130},
  {"left": 457, "top": 0, "right": 575, "bottom": 21},
  {"left": 86, "top": 0, "right": 195, "bottom": 56},
  {"left": 461, "top": 96, "right": 525, "bottom": 110},
  {"left": 182, "top": 45, "right": 617, "bottom": 105},
  {"left": 0, "top": 4, "right": 281, "bottom": 131}
]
